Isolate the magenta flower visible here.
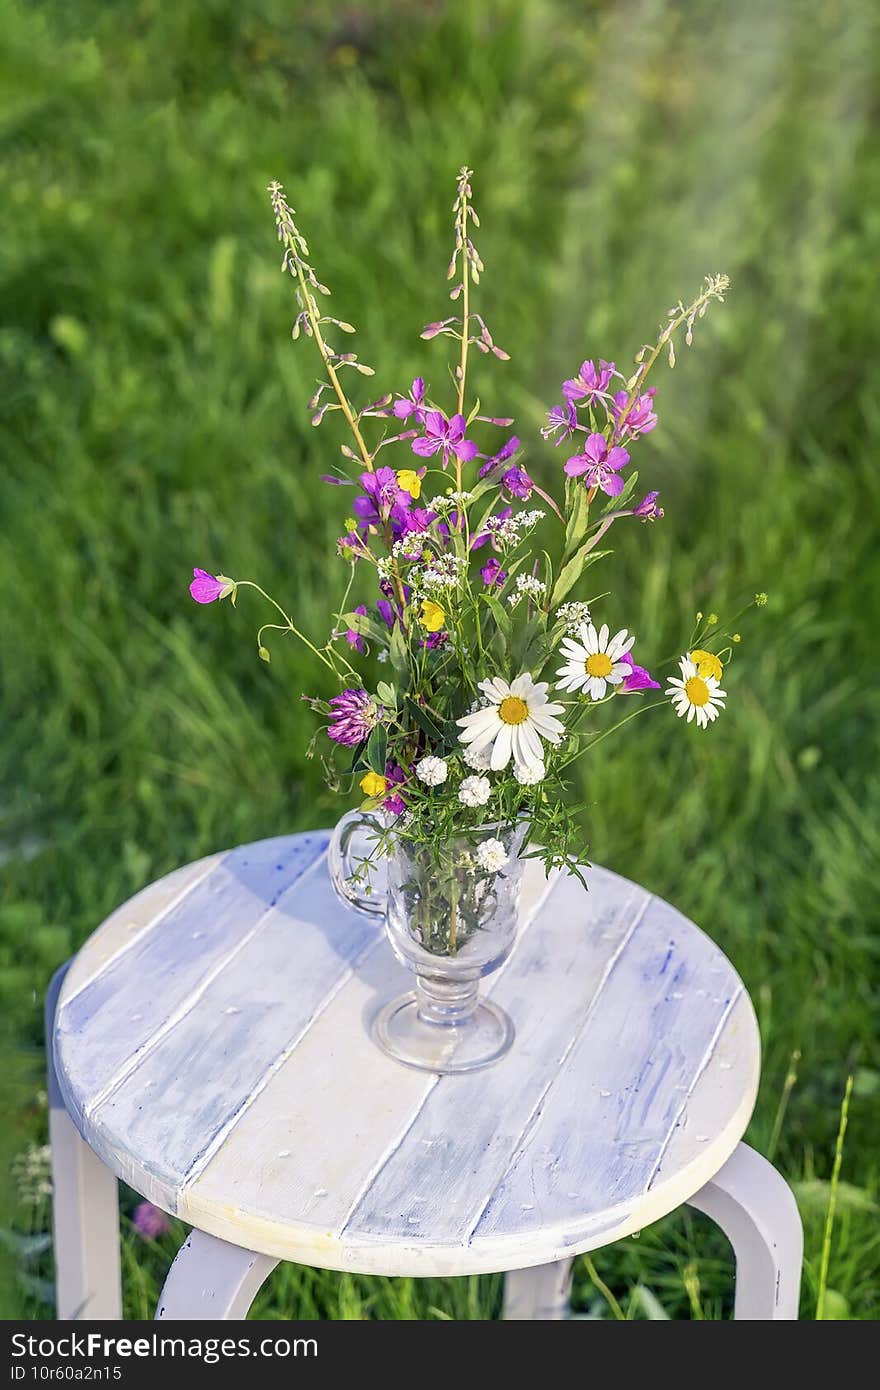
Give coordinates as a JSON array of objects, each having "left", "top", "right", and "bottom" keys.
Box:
[
  {"left": 393, "top": 377, "right": 427, "bottom": 422},
  {"left": 564, "top": 433, "right": 630, "bottom": 497},
  {"left": 383, "top": 761, "right": 407, "bottom": 815},
  {"left": 634, "top": 491, "right": 664, "bottom": 521},
  {"left": 189, "top": 568, "right": 225, "bottom": 604},
  {"left": 478, "top": 435, "right": 520, "bottom": 480},
  {"left": 420, "top": 631, "right": 450, "bottom": 650},
  {"left": 352, "top": 467, "right": 411, "bottom": 529},
  {"left": 618, "top": 651, "right": 661, "bottom": 693},
  {"left": 411, "top": 411, "right": 478, "bottom": 468},
  {"left": 480, "top": 555, "right": 507, "bottom": 587},
  {"left": 327, "top": 689, "right": 382, "bottom": 747},
  {"left": 132, "top": 1202, "right": 171, "bottom": 1240},
  {"left": 502, "top": 466, "right": 534, "bottom": 500},
  {"left": 541, "top": 401, "right": 579, "bottom": 445},
  {"left": 612, "top": 387, "right": 658, "bottom": 438},
  {"left": 377, "top": 598, "right": 396, "bottom": 629},
  {"left": 346, "top": 604, "right": 368, "bottom": 654},
  {"left": 563, "top": 359, "right": 615, "bottom": 405}
]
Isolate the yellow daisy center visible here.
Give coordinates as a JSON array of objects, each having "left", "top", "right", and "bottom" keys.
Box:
[
  {"left": 498, "top": 696, "right": 529, "bottom": 725},
  {"left": 689, "top": 649, "right": 723, "bottom": 681},
  {"left": 585, "top": 652, "right": 613, "bottom": 678},
  {"left": 684, "top": 676, "right": 710, "bottom": 707}
]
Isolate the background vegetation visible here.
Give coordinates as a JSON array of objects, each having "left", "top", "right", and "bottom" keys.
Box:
[{"left": 1, "top": 0, "right": 877, "bottom": 1318}]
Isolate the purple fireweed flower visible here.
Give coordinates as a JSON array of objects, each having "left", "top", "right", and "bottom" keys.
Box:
[
  {"left": 346, "top": 604, "right": 368, "bottom": 654},
  {"left": 564, "top": 433, "right": 630, "bottom": 497},
  {"left": 377, "top": 599, "right": 396, "bottom": 628},
  {"left": 612, "top": 387, "right": 658, "bottom": 438},
  {"left": 327, "top": 689, "right": 382, "bottom": 747},
  {"left": 478, "top": 435, "right": 520, "bottom": 480},
  {"left": 383, "top": 761, "right": 407, "bottom": 816},
  {"left": 189, "top": 568, "right": 225, "bottom": 604},
  {"left": 480, "top": 555, "right": 507, "bottom": 587},
  {"left": 420, "top": 631, "right": 450, "bottom": 650},
  {"left": 393, "top": 377, "right": 427, "bottom": 422},
  {"left": 541, "top": 401, "right": 579, "bottom": 445},
  {"left": 502, "top": 465, "right": 534, "bottom": 500},
  {"left": 133, "top": 1202, "right": 171, "bottom": 1240},
  {"left": 618, "top": 651, "right": 661, "bottom": 693},
  {"left": 634, "top": 490, "right": 664, "bottom": 521},
  {"left": 411, "top": 410, "right": 478, "bottom": 468},
  {"left": 562, "top": 359, "right": 615, "bottom": 405},
  {"left": 352, "top": 466, "right": 411, "bottom": 527}
]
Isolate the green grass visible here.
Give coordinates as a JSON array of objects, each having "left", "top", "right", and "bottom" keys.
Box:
[{"left": 1, "top": 0, "right": 878, "bottom": 1319}]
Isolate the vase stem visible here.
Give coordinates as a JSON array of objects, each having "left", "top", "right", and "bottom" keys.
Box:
[{"left": 415, "top": 974, "right": 480, "bottom": 1027}]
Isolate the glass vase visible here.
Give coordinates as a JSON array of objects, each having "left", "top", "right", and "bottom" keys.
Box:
[{"left": 328, "top": 811, "right": 528, "bottom": 1073}]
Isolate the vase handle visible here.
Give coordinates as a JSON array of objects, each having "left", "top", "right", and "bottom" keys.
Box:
[{"left": 327, "top": 810, "right": 388, "bottom": 917}]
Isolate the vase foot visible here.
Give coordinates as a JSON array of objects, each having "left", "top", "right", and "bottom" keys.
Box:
[{"left": 371, "top": 993, "right": 514, "bottom": 1074}]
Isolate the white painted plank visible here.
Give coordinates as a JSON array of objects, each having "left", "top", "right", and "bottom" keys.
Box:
[
  {"left": 340, "top": 871, "right": 650, "bottom": 1250},
  {"left": 470, "top": 893, "right": 744, "bottom": 1249},
  {"left": 87, "top": 862, "right": 384, "bottom": 1203},
  {"left": 180, "top": 861, "right": 557, "bottom": 1252},
  {"left": 56, "top": 834, "right": 328, "bottom": 1123},
  {"left": 62, "top": 854, "right": 222, "bottom": 1001}
]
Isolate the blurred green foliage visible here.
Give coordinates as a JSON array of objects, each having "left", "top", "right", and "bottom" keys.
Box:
[{"left": 1, "top": 0, "right": 877, "bottom": 1318}]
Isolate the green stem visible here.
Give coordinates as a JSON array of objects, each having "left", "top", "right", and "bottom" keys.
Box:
[{"left": 235, "top": 580, "right": 338, "bottom": 674}]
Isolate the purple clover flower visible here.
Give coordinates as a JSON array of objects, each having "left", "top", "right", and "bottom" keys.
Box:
[
  {"left": 612, "top": 387, "right": 658, "bottom": 438},
  {"left": 634, "top": 491, "right": 664, "bottom": 521},
  {"left": 541, "top": 401, "right": 579, "bottom": 445},
  {"left": 189, "top": 568, "right": 225, "bottom": 604},
  {"left": 393, "top": 377, "right": 427, "bottom": 422},
  {"left": 480, "top": 555, "right": 507, "bottom": 587},
  {"left": 562, "top": 359, "right": 615, "bottom": 405},
  {"left": 132, "top": 1202, "right": 171, "bottom": 1240},
  {"left": 327, "top": 689, "right": 382, "bottom": 747},
  {"left": 564, "top": 433, "right": 631, "bottom": 497},
  {"left": 618, "top": 651, "right": 661, "bottom": 693},
  {"left": 411, "top": 410, "right": 478, "bottom": 468}
]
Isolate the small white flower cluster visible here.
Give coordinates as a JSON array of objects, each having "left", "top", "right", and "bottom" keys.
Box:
[
  {"left": 508, "top": 573, "right": 547, "bottom": 608},
  {"left": 485, "top": 509, "right": 546, "bottom": 549},
  {"left": 376, "top": 557, "right": 393, "bottom": 580},
  {"left": 556, "top": 600, "right": 592, "bottom": 633},
  {"left": 459, "top": 774, "right": 492, "bottom": 807},
  {"left": 392, "top": 537, "right": 426, "bottom": 562},
  {"left": 476, "top": 838, "right": 508, "bottom": 872},
  {"left": 514, "top": 760, "right": 545, "bottom": 785},
  {"left": 415, "top": 755, "right": 448, "bottom": 786},
  {"left": 447, "top": 490, "right": 474, "bottom": 504},
  {"left": 419, "top": 554, "right": 466, "bottom": 591}
]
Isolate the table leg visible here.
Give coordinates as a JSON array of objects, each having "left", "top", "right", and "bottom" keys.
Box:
[
  {"left": 155, "top": 1230, "right": 279, "bottom": 1320},
  {"left": 688, "top": 1141, "right": 803, "bottom": 1319},
  {"left": 503, "top": 1258, "right": 574, "bottom": 1319},
  {"left": 46, "top": 964, "right": 123, "bottom": 1319}
]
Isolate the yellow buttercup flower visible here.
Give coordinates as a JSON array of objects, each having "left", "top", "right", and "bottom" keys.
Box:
[
  {"left": 396, "top": 469, "right": 422, "bottom": 499},
  {"left": 359, "top": 771, "right": 388, "bottom": 798},
  {"left": 419, "top": 599, "right": 446, "bottom": 632},
  {"left": 689, "top": 648, "right": 723, "bottom": 682}
]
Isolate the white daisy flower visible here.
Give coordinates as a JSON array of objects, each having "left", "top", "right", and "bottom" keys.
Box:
[
  {"left": 415, "top": 755, "right": 448, "bottom": 787},
  {"left": 459, "top": 775, "right": 492, "bottom": 807},
  {"left": 514, "top": 759, "right": 546, "bottom": 786},
  {"left": 456, "top": 672, "right": 566, "bottom": 771},
  {"left": 555, "top": 622, "right": 636, "bottom": 700},
  {"left": 665, "top": 656, "right": 727, "bottom": 729},
  {"left": 476, "top": 838, "right": 508, "bottom": 872},
  {"left": 463, "top": 742, "right": 493, "bottom": 770}
]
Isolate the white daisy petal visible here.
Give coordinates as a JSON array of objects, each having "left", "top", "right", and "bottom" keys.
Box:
[
  {"left": 490, "top": 723, "right": 514, "bottom": 770},
  {"left": 598, "top": 623, "right": 609, "bottom": 650}
]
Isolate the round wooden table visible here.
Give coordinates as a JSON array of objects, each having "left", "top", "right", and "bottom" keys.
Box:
[{"left": 47, "top": 831, "right": 802, "bottom": 1320}]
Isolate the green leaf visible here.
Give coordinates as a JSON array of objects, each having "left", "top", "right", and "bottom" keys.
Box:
[
  {"left": 342, "top": 609, "right": 384, "bottom": 641},
  {"left": 366, "top": 724, "right": 388, "bottom": 775},
  {"left": 601, "top": 469, "right": 639, "bottom": 513},
  {"left": 376, "top": 681, "right": 396, "bottom": 707},
  {"left": 405, "top": 696, "right": 446, "bottom": 746},
  {"left": 563, "top": 483, "right": 592, "bottom": 556},
  {"left": 481, "top": 593, "right": 512, "bottom": 643},
  {"left": 389, "top": 620, "right": 409, "bottom": 673},
  {"left": 550, "top": 546, "right": 613, "bottom": 607}
]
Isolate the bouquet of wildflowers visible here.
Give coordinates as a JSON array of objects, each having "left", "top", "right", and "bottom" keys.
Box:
[{"left": 190, "top": 168, "right": 759, "bottom": 898}]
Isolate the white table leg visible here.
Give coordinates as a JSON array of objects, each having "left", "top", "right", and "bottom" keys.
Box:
[
  {"left": 155, "top": 1230, "right": 279, "bottom": 1320},
  {"left": 688, "top": 1141, "right": 803, "bottom": 1319},
  {"left": 503, "top": 1258, "right": 574, "bottom": 1319},
  {"left": 47, "top": 964, "right": 123, "bottom": 1319}
]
